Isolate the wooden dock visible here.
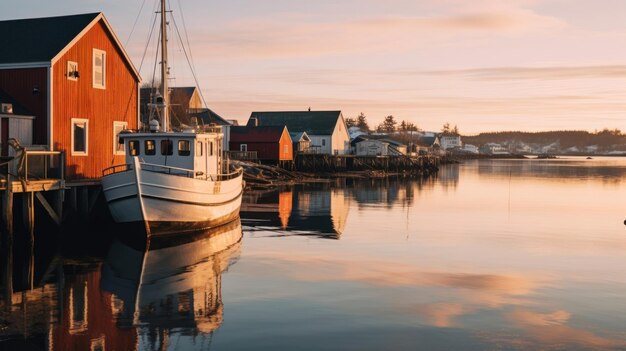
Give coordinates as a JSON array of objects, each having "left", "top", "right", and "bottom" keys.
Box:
[{"left": 295, "top": 154, "right": 440, "bottom": 175}]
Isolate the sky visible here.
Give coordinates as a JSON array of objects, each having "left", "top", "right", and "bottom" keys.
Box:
[{"left": 3, "top": 0, "right": 626, "bottom": 134}]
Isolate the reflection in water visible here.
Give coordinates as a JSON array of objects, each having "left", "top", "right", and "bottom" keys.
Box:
[
  {"left": 0, "top": 219, "right": 242, "bottom": 350},
  {"left": 241, "top": 178, "right": 436, "bottom": 239},
  {"left": 242, "top": 184, "right": 351, "bottom": 239},
  {"left": 470, "top": 157, "right": 626, "bottom": 183},
  {"left": 5, "top": 158, "right": 626, "bottom": 350}
]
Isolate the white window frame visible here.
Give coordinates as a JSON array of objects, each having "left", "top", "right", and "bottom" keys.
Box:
[
  {"left": 113, "top": 121, "right": 128, "bottom": 155},
  {"left": 71, "top": 118, "right": 89, "bottom": 156},
  {"left": 67, "top": 61, "right": 78, "bottom": 81},
  {"left": 92, "top": 49, "right": 106, "bottom": 89},
  {"left": 240, "top": 144, "right": 247, "bottom": 152}
]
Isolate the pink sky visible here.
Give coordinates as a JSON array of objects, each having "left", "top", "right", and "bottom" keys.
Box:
[{"left": 4, "top": 0, "right": 626, "bottom": 133}]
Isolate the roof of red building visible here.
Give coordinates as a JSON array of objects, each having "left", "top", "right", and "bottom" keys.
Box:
[{"left": 230, "top": 126, "right": 290, "bottom": 143}]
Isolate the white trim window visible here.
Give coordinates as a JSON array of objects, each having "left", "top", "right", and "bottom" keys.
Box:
[
  {"left": 240, "top": 144, "right": 247, "bottom": 152},
  {"left": 71, "top": 118, "right": 89, "bottom": 156},
  {"left": 67, "top": 61, "right": 78, "bottom": 81},
  {"left": 92, "top": 49, "right": 106, "bottom": 89},
  {"left": 113, "top": 121, "right": 128, "bottom": 155}
]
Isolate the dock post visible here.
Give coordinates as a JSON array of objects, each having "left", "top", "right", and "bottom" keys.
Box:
[
  {"left": 21, "top": 191, "right": 35, "bottom": 290},
  {"left": 1, "top": 229, "right": 12, "bottom": 310},
  {"left": 2, "top": 177, "right": 13, "bottom": 309},
  {"left": 2, "top": 177, "right": 13, "bottom": 242}
]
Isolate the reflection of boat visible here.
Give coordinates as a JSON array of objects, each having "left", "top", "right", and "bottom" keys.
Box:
[
  {"left": 101, "top": 0, "right": 243, "bottom": 237},
  {"left": 101, "top": 219, "right": 242, "bottom": 338}
]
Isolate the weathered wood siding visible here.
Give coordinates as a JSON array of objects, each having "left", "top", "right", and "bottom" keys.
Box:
[
  {"left": 0, "top": 68, "right": 48, "bottom": 144},
  {"left": 53, "top": 20, "right": 138, "bottom": 179}
]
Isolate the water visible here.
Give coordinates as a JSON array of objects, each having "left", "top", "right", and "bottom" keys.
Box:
[{"left": 2, "top": 157, "right": 626, "bottom": 350}]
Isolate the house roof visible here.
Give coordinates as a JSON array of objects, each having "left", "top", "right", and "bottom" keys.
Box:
[
  {"left": 289, "top": 131, "right": 310, "bottom": 142},
  {"left": 230, "top": 126, "right": 288, "bottom": 143},
  {"left": 0, "top": 13, "right": 98, "bottom": 64},
  {"left": 416, "top": 136, "right": 439, "bottom": 147},
  {"left": 0, "top": 13, "right": 139, "bottom": 79},
  {"left": 0, "top": 89, "right": 32, "bottom": 115},
  {"left": 249, "top": 111, "right": 343, "bottom": 135},
  {"left": 350, "top": 134, "right": 405, "bottom": 147},
  {"left": 187, "top": 108, "right": 230, "bottom": 126}
]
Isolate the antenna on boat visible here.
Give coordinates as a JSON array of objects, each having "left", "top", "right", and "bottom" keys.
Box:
[{"left": 159, "top": 0, "right": 169, "bottom": 132}]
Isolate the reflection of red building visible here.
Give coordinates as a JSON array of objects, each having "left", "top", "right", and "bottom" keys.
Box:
[{"left": 50, "top": 268, "right": 137, "bottom": 351}]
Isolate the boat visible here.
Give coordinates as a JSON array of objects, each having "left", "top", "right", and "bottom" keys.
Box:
[{"left": 101, "top": 0, "right": 243, "bottom": 236}]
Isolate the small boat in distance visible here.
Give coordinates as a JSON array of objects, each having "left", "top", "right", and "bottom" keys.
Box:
[{"left": 101, "top": 0, "right": 243, "bottom": 237}]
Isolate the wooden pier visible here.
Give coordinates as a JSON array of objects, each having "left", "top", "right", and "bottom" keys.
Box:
[{"left": 295, "top": 154, "right": 440, "bottom": 175}]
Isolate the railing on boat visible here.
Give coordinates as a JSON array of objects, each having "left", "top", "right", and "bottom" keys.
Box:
[{"left": 103, "top": 162, "right": 242, "bottom": 181}]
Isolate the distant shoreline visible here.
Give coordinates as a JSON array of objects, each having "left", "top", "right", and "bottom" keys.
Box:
[{"left": 450, "top": 153, "right": 626, "bottom": 160}]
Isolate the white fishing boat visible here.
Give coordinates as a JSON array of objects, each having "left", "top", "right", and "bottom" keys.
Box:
[{"left": 101, "top": 0, "right": 243, "bottom": 236}]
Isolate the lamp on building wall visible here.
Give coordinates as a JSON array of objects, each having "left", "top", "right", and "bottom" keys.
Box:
[{"left": 32, "top": 85, "right": 40, "bottom": 95}]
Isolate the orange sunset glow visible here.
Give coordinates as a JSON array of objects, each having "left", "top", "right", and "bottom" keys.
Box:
[{"left": 4, "top": 0, "right": 626, "bottom": 133}]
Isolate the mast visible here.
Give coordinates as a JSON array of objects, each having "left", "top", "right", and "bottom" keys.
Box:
[{"left": 159, "top": 0, "right": 169, "bottom": 132}]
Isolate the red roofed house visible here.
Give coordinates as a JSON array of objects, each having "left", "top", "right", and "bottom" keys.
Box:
[
  {"left": 229, "top": 126, "right": 293, "bottom": 165},
  {"left": 0, "top": 12, "right": 140, "bottom": 180}
]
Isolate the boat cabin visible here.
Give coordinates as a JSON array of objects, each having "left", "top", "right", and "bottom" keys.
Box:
[{"left": 118, "top": 131, "right": 223, "bottom": 178}]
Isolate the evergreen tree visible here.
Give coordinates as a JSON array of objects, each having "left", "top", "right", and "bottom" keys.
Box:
[{"left": 356, "top": 112, "right": 370, "bottom": 132}]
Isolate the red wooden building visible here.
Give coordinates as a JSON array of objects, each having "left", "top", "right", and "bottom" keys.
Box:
[
  {"left": 0, "top": 13, "right": 140, "bottom": 180},
  {"left": 229, "top": 125, "right": 293, "bottom": 164}
]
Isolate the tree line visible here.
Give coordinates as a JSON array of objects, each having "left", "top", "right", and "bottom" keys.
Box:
[
  {"left": 345, "top": 113, "right": 459, "bottom": 135},
  {"left": 463, "top": 129, "right": 626, "bottom": 149}
]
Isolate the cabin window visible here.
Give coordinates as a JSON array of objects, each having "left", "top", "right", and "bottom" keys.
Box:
[
  {"left": 322, "top": 139, "right": 326, "bottom": 146},
  {"left": 240, "top": 144, "right": 247, "bottom": 152},
  {"left": 161, "top": 140, "right": 173, "bottom": 155},
  {"left": 145, "top": 140, "right": 156, "bottom": 155},
  {"left": 71, "top": 118, "right": 88, "bottom": 156},
  {"left": 129, "top": 140, "right": 139, "bottom": 156},
  {"left": 178, "top": 140, "right": 191, "bottom": 156},
  {"left": 67, "top": 61, "right": 78, "bottom": 81},
  {"left": 92, "top": 49, "right": 106, "bottom": 89},
  {"left": 113, "top": 121, "right": 127, "bottom": 155},
  {"left": 196, "top": 141, "right": 203, "bottom": 156}
]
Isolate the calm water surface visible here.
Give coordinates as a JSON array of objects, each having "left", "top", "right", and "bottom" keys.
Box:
[{"left": 2, "top": 157, "right": 626, "bottom": 350}]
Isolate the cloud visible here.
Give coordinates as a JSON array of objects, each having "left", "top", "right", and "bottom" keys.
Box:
[
  {"left": 424, "top": 65, "right": 626, "bottom": 80},
  {"left": 507, "top": 309, "right": 571, "bottom": 327},
  {"left": 247, "top": 254, "right": 540, "bottom": 297},
  {"left": 162, "top": 8, "right": 564, "bottom": 60},
  {"left": 502, "top": 308, "right": 626, "bottom": 349}
]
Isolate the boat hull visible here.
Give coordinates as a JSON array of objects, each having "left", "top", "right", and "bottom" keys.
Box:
[{"left": 102, "top": 162, "right": 243, "bottom": 237}]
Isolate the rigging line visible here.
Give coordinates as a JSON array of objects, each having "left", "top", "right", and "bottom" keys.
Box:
[
  {"left": 137, "top": 9, "right": 159, "bottom": 72},
  {"left": 170, "top": 15, "right": 210, "bottom": 109},
  {"left": 177, "top": 0, "right": 198, "bottom": 79},
  {"left": 125, "top": 0, "right": 149, "bottom": 46},
  {"left": 151, "top": 13, "right": 162, "bottom": 89}
]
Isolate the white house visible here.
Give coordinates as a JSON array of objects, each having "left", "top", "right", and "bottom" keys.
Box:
[
  {"left": 248, "top": 111, "right": 350, "bottom": 155},
  {"left": 439, "top": 134, "right": 462, "bottom": 150}
]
